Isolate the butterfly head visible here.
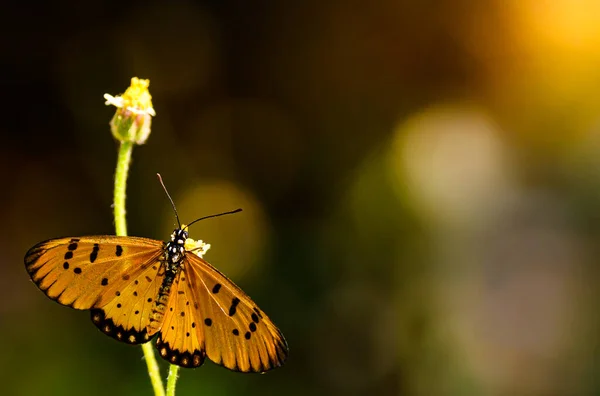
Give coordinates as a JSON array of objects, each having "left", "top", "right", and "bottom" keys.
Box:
[
  {"left": 167, "top": 228, "right": 189, "bottom": 263},
  {"left": 171, "top": 228, "right": 189, "bottom": 244}
]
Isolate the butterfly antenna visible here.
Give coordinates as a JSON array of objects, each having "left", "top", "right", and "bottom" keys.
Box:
[
  {"left": 186, "top": 208, "right": 243, "bottom": 230},
  {"left": 157, "top": 173, "right": 182, "bottom": 229}
]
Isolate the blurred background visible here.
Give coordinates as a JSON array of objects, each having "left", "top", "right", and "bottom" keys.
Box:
[{"left": 2, "top": 0, "right": 600, "bottom": 395}]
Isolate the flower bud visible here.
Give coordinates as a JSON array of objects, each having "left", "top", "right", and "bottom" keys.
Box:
[{"left": 104, "top": 77, "right": 156, "bottom": 144}]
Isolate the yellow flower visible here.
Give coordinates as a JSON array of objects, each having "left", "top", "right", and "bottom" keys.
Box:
[
  {"left": 184, "top": 237, "right": 211, "bottom": 258},
  {"left": 105, "top": 77, "right": 155, "bottom": 144}
]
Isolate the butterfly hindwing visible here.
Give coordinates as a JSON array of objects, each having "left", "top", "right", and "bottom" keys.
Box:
[
  {"left": 155, "top": 269, "right": 207, "bottom": 368},
  {"left": 184, "top": 254, "right": 288, "bottom": 373},
  {"left": 91, "top": 257, "right": 166, "bottom": 344},
  {"left": 25, "top": 236, "right": 166, "bottom": 344}
]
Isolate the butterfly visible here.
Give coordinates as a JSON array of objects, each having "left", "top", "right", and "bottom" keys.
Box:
[{"left": 24, "top": 177, "right": 288, "bottom": 372}]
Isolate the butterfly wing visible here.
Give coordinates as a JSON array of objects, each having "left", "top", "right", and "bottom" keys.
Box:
[
  {"left": 25, "top": 236, "right": 166, "bottom": 344},
  {"left": 154, "top": 269, "right": 207, "bottom": 368},
  {"left": 155, "top": 253, "right": 288, "bottom": 371}
]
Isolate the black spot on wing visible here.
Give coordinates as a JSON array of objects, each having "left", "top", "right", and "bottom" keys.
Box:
[
  {"left": 90, "top": 309, "right": 151, "bottom": 345},
  {"left": 228, "top": 297, "right": 240, "bottom": 316},
  {"left": 115, "top": 245, "right": 123, "bottom": 257},
  {"left": 90, "top": 243, "right": 100, "bottom": 263},
  {"left": 156, "top": 335, "right": 205, "bottom": 368},
  {"left": 212, "top": 283, "right": 221, "bottom": 294}
]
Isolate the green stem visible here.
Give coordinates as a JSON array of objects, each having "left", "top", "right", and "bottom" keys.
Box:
[
  {"left": 143, "top": 343, "right": 166, "bottom": 396},
  {"left": 166, "top": 365, "right": 180, "bottom": 396},
  {"left": 113, "top": 141, "right": 133, "bottom": 236},
  {"left": 113, "top": 140, "right": 166, "bottom": 396}
]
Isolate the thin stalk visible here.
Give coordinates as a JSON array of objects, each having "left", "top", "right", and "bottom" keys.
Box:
[
  {"left": 113, "top": 140, "right": 166, "bottom": 396},
  {"left": 113, "top": 141, "right": 133, "bottom": 236},
  {"left": 166, "top": 365, "right": 180, "bottom": 396}
]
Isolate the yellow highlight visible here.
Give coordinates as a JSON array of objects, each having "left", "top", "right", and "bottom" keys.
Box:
[{"left": 521, "top": 0, "right": 600, "bottom": 50}]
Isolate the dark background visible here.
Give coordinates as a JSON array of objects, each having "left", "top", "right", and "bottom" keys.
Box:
[{"left": 2, "top": 1, "right": 600, "bottom": 395}]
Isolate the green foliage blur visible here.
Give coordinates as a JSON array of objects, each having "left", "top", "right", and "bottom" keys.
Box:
[{"left": 3, "top": 1, "right": 600, "bottom": 395}]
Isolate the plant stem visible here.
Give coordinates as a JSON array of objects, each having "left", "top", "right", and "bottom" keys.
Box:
[
  {"left": 166, "top": 365, "right": 180, "bottom": 396},
  {"left": 114, "top": 141, "right": 133, "bottom": 236},
  {"left": 113, "top": 140, "right": 166, "bottom": 396},
  {"left": 143, "top": 343, "right": 166, "bottom": 396}
]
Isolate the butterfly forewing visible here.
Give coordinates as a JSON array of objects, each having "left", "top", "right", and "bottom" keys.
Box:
[
  {"left": 25, "top": 236, "right": 166, "bottom": 343},
  {"left": 185, "top": 254, "right": 289, "bottom": 372}
]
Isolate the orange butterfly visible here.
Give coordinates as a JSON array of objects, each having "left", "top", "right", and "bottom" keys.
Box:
[{"left": 24, "top": 180, "right": 288, "bottom": 372}]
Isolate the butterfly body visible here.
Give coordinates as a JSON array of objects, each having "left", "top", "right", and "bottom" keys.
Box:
[
  {"left": 147, "top": 228, "right": 189, "bottom": 336},
  {"left": 25, "top": 227, "right": 288, "bottom": 372}
]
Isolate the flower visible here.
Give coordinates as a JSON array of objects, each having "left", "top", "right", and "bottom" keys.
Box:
[
  {"left": 185, "top": 237, "right": 212, "bottom": 258},
  {"left": 105, "top": 77, "right": 155, "bottom": 144}
]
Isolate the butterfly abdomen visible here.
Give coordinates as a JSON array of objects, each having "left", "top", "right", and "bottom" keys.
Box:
[
  {"left": 148, "top": 273, "right": 176, "bottom": 335},
  {"left": 148, "top": 235, "right": 186, "bottom": 334}
]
